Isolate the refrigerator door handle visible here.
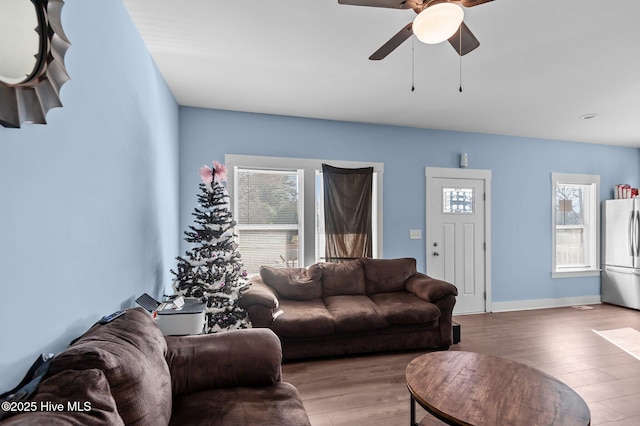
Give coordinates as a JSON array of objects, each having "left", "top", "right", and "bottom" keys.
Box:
[
  {"left": 605, "top": 265, "right": 640, "bottom": 275},
  {"left": 635, "top": 210, "right": 640, "bottom": 259},
  {"left": 629, "top": 210, "right": 636, "bottom": 257}
]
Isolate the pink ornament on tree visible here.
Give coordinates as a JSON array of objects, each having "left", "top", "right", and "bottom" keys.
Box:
[
  {"left": 213, "top": 161, "right": 228, "bottom": 183},
  {"left": 199, "top": 165, "right": 213, "bottom": 184}
]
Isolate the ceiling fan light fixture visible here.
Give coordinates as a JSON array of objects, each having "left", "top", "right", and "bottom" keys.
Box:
[{"left": 413, "top": 3, "right": 464, "bottom": 45}]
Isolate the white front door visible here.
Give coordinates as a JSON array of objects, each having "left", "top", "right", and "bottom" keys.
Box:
[{"left": 426, "top": 168, "right": 491, "bottom": 314}]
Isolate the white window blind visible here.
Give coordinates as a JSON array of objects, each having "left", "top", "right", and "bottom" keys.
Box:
[{"left": 235, "top": 168, "right": 303, "bottom": 273}]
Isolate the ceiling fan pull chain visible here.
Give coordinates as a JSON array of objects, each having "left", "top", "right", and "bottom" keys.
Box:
[
  {"left": 411, "top": 36, "right": 415, "bottom": 92},
  {"left": 459, "top": 26, "right": 463, "bottom": 93}
]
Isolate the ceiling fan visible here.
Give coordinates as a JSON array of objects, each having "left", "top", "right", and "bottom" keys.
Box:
[{"left": 338, "top": 0, "right": 494, "bottom": 60}]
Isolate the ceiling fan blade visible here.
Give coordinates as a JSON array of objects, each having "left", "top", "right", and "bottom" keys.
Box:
[
  {"left": 447, "top": 22, "right": 480, "bottom": 56},
  {"left": 369, "top": 22, "right": 413, "bottom": 60},
  {"left": 459, "top": 0, "right": 494, "bottom": 7},
  {"left": 338, "top": 0, "right": 413, "bottom": 9}
]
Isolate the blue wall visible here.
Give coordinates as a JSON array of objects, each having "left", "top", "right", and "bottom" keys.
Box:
[
  {"left": 1, "top": 0, "right": 638, "bottom": 395},
  {"left": 0, "top": 0, "right": 179, "bottom": 391},
  {"left": 179, "top": 107, "right": 640, "bottom": 306}
]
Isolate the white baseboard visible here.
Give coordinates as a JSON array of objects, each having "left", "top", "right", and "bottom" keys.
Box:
[{"left": 491, "top": 295, "right": 602, "bottom": 313}]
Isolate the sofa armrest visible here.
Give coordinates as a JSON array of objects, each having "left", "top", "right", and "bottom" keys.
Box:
[
  {"left": 405, "top": 273, "right": 458, "bottom": 303},
  {"left": 165, "top": 328, "right": 282, "bottom": 396},
  {"left": 239, "top": 277, "right": 280, "bottom": 310},
  {"left": 239, "top": 278, "right": 281, "bottom": 327}
]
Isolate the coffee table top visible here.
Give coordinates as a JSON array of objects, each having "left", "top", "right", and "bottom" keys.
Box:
[{"left": 406, "top": 351, "right": 591, "bottom": 426}]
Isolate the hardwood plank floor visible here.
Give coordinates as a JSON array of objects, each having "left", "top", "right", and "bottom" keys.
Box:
[{"left": 281, "top": 303, "right": 640, "bottom": 426}]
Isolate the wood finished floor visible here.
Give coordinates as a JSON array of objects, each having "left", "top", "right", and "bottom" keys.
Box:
[{"left": 281, "top": 303, "right": 640, "bottom": 426}]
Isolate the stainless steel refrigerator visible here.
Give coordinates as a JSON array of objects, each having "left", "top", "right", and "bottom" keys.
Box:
[{"left": 602, "top": 199, "right": 640, "bottom": 309}]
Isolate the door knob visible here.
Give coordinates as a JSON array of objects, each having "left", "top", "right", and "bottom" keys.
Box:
[{"left": 433, "top": 252, "right": 440, "bottom": 256}]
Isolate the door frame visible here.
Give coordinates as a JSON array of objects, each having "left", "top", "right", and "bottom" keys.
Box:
[{"left": 425, "top": 167, "right": 493, "bottom": 313}]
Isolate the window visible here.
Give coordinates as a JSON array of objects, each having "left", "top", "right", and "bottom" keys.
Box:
[
  {"left": 551, "top": 173, "right": 600, "bottom": 278},
  {"left": 235, "top": 168, "right": 303, "bottom": 274},
  {"left": 226, "top": 155, "right": 383, "bottom": 274}
]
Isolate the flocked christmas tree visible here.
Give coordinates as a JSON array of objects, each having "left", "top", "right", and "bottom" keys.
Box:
[{"left": 171, "top": 161, "right": 250, "bottom": 333}]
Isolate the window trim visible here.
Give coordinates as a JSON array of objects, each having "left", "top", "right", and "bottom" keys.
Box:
[
  {"left": 551, "top": 172, "right": 601, "bottom": 278},
  {"left": 226, "top": 154, "right": 384, "bottom": 267}
]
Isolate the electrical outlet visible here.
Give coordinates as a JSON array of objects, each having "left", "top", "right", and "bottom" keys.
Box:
[{"left": 409, "top": 230, "right": 422, "bottom": 240}]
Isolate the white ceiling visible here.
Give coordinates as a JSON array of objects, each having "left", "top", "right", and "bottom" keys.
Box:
[{"left": 122, "top": 0, "right": 640, "bottom": 147}]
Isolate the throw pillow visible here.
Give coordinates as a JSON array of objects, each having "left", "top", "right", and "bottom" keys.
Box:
[
  {"left": 260, "top": 265, "right": 322, "bottom": 300},
  {"left": 363, "top": 257, "right": 417, "bottom": 294},
  {"left": 320, "top": 259, "right": 366, "bottom": 296}
]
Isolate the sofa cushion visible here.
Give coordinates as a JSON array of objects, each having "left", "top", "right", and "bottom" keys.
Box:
[
  {"left": 320, "top": 259, "right": 366, "bottom": 296},
  {"left": 370, "top": 292, "right": 441, "bottom": 326},
  {"left": 272, "top": 299, "right": 335, "bottom": 337},
  {"left": 260, "top": 265, "right": 322, "bottom": 300},
  {"left": 363, "top": 257, "right": 417, "bottom": 294},
  {"left": 2, "top": 369, "right": 124, "bottom": 426},
  {"left": 324, "top": 295, "right": 388, "bottom": 332},
  {"left": 170, "top": 382, "right": 310, "bottom": 426},
  {"left": 47, "top": 307, "right": 172, "bottom": 426}
]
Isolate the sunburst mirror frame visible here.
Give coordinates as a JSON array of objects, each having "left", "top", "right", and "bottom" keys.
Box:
[{"left": 0, "top": 0, "right": 70, "bottom": 128}]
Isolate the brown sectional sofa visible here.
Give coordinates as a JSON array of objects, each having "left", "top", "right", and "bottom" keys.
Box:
[
  {"left": 239, "top": 257, "right": 458, "bottom": 360},
  {"left": 2, "top": 308, "right": 310, "bottom": 426}
]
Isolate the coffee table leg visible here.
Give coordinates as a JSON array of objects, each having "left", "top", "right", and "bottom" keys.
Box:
[{"left": 410, "top": 394, "right": 416, "bottom": 426}]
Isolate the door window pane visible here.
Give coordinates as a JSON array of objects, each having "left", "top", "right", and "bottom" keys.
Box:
[{"left": 443, "top": 188, "right": 474, "bottom": 214}]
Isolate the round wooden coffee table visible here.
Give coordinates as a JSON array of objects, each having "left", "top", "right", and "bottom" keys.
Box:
[{"left": 406, "top": 351, "right": 591, "bottom": 426}]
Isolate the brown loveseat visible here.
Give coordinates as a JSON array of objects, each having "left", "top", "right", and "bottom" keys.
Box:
[
  {"left": 239, "top": 257, "right": 458, "bottom": 360},
  {"left": 2, "top": 308, "right": 310, "bottom": 426}
]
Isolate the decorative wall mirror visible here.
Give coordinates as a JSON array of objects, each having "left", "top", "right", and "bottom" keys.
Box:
[{"left": 0, "top": 0, "right": 70, "bottom": 128}]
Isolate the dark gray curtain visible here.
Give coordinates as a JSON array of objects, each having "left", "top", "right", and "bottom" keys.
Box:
[{"left": 322, "top": 164, "right": 373, "bottom": 262}]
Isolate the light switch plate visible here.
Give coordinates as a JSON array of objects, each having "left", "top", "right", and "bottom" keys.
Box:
[{"left": 410, "top": 230, "right": 422, "bottom": 240}]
